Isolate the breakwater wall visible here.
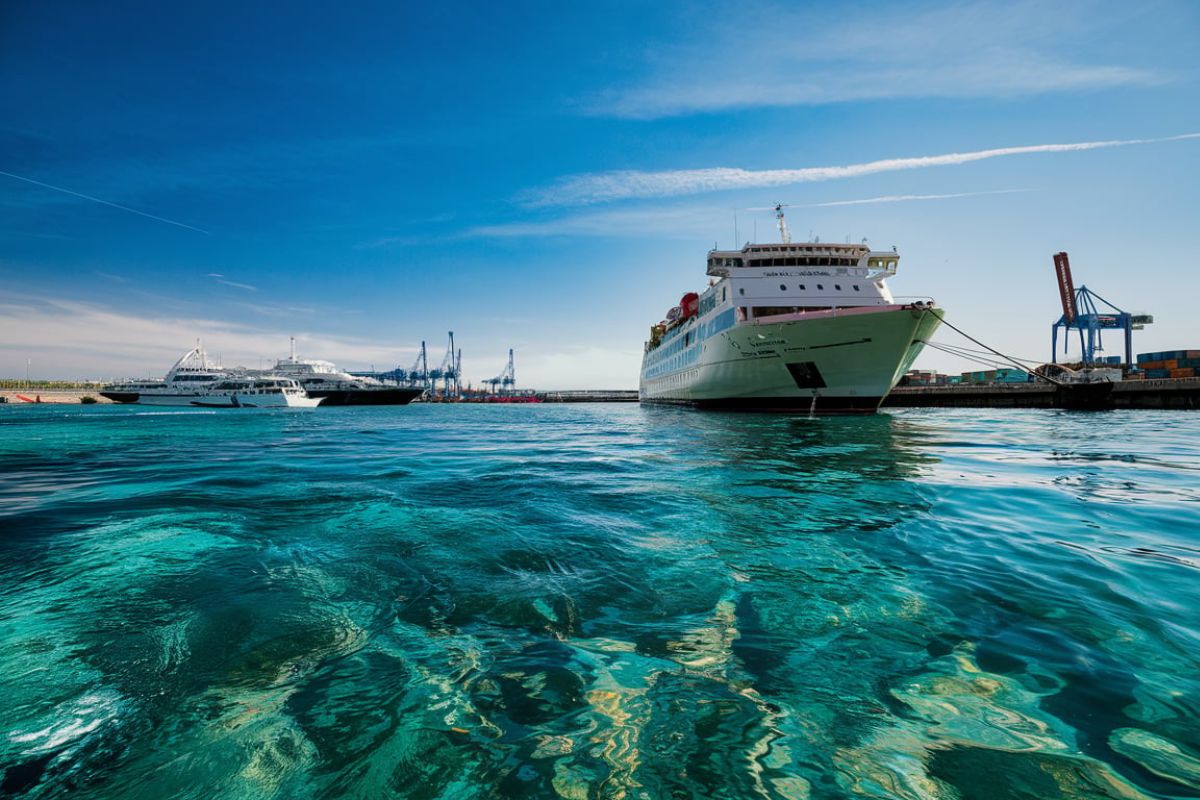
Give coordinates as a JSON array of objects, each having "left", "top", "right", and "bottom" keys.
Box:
[
  {"left": 540, "top": 390, "right": 639, "bottom": 403},
  {"left": 0, "top": 390, "right": 111, "bottom": 405},
  {"left": 884, "top": 378, "right": 1200, "bottom": 410}
]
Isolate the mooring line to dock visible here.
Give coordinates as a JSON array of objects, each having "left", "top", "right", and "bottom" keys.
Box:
[{"left": 922, "top": 313, "right": 1069, "bottom": 387}]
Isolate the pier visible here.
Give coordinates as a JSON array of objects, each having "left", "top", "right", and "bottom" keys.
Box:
[
  {"left": 883, "top": 377, "right": 1200, "bottom": 410},
  {"left": 539, "top": 390, "right": 639, "bottom": 403},
  {"left": 0, "top": 389, "right": 110, "bottom": 404}
]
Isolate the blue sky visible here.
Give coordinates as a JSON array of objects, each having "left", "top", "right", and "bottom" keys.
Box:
[{"left": 2, "top": 0, "right": 1198, "bottom": 387}]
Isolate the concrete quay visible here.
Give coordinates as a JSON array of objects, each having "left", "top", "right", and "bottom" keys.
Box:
[
  {"left": 883, "top": 377, "right": 1200, "bottom": 410},
  {"left": 0, "top": 390, "right": 112, "bottom": 404}
]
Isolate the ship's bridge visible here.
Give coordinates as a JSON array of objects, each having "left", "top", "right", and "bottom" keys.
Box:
[{"left": 706, "top": 243, "right": 899, "bottom": 277}]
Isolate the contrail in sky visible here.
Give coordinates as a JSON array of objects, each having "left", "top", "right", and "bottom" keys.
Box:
[
  {"left": 793, "top": 189, "right": 1032, "bottom": 208},
  {"left": 0, "top": 169, "right": 210, "bottom": 234},
  {"left": 529, "top": 132, "right": 1200, "bottom": 206}
]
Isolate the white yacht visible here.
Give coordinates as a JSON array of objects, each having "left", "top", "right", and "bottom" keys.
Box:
[
  {"left": 261, "top": 339, "right": 424, "bottom": 406},
  {"left": 639, "top": 208, "right": 944, "bottom": 412},
  {"left": 101, "top": 344, "right": 323, "bottom": 408}
]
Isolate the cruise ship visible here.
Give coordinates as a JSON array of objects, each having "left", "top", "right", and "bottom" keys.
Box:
[
  {"left": 100, "top": 344, "right": 322, "bottom": 407},
  {"left": 263, "top": 339, "right": 425, "bottom": 406},
  {"left": 639, "top": 209, "right": 943, "bottom": 412}
]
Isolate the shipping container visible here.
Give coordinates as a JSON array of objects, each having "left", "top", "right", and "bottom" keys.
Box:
[
  {"left": 1169, "top": 368, "right": 1195, "bottom": 379},
  {"left": 1145, "top": 369, "right": 1170, "bottom": 379}
]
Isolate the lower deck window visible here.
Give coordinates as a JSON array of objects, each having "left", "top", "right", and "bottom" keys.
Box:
[{"left": 751, "top": 306, "right": 832, "bottom": 318}]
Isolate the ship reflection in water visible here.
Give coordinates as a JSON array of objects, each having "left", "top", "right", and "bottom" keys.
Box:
[{"left": 1, "top": 405, "right": 1198, "bottom": 798}]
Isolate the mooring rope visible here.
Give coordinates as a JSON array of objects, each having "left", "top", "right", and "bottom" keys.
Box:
[{"left": 920, "top": 310, "right": 1069, "bottom": 388}]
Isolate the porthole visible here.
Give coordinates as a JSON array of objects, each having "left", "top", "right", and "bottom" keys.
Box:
[
  {"left": 780, "top": 284, "right": 787, "bottom": 291},
  {"left": 739, "top": 287, "right": 745, "bottom": 296},
  {"left": 799, "top": 284, "right": 806, "bottom": 290},
  {"left": 853, "top": 285, "right": 860, "bottom": 291},
  {"left": 835, "top": 284, "right": 842, "bottom": 290},
  {"left": 817, "top": 284, "right": 824, "bottom": 290}
]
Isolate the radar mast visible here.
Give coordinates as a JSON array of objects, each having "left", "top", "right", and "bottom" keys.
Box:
[{"left": 774, "top": 203, "right": 792, "bottom": 244}]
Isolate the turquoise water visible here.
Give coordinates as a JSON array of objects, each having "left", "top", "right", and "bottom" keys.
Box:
[{"left": 2, "top": 404, "right": 1199, "bottom": 799}]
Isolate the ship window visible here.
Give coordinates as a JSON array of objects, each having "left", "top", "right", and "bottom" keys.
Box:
[
  {"left": 835, "top": 284, "right": 842, "bottom": 290},
  {"left": 853, "top": 284, "right": 860, "bottom": 291},
  {"left": 817, "top": 284, "right": 824, "bottom": 290},
  {"left": 780, "top": 284, "right": 787, "bottom": 291},
  {"left": 799, "top": 284, "right": 806, "bottom": 290},
  {"left": 722, "top": 287, "right": 727, "bottom": 301},
  {"left": 739, "top": 287, "right": 745, "bottom": 296}
]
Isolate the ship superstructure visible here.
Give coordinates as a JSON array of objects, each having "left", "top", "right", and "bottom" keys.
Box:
[
  {"left": 262, "top": 338, "right": 425, "bottom": 406},
  {"left": 639, "top": 211, "right": 943, "bottom": 411}
]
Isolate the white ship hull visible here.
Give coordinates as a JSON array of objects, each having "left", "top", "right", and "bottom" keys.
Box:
[
  {"left": 103, "top": 390, "right": 322, "bottom": 408},
  {"left": 640, "top": 305, "right": 943, "bottom": 412}
]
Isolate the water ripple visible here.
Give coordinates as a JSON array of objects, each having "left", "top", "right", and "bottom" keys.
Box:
[{"left": 1, "top": 404, "right": 1198, "bottom": 798}]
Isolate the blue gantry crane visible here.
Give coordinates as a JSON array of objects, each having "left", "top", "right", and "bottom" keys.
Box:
[
  {"left": 483, "top": 349, "right": 515, "bottom": 394},
  {"left": 427, "top": 331, "right": 461, "bottom": 397},
  {"left": 1050, "top": 251, "right": 1153, "bottom": 365}
]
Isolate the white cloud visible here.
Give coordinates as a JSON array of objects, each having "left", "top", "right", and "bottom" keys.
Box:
[
  {"left": 529, "top": 133, "right": 1200, "bottom": 206},
  {"left": 0, "top": 296, "right": 638, "bottom": 389},
  {"left": 475, "top": 190, "right": 1029, "bottom": 240},
  {"left": 467, "top": 205, "right": 725, "bottom": 239},
  {"left": 213, "top": 278, "right": 258, "bottom": 292},
  {"left": 0, "top": 296, "right": 414, "bottom": 380},
  {"left": 589, "top": 1, "right": 1170, "bottom": 119},
  {"left": 792, "top": 189, "right": 1032, "bottom": 208}
]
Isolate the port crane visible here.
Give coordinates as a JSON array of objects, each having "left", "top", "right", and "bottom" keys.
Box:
[
  {"left": 483, "top": 349, "right": 515, "bottom": 394},
  {"left": 1050, "top": 251, "right": 1152, "bottom": 365},
  {"left": 428, "top": 331, "right": 461, "bottom": 397},
  {"left": 406, "top": 341, "right": 430, "bottom": 388}
]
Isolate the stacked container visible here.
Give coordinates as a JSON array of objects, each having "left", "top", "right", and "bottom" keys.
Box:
[
  {"left": 1136, "top": 350, "right": 1200, "bottom": 379},
  {"left": 960, "top": 368, "right": 1032, "bottom": 384}
]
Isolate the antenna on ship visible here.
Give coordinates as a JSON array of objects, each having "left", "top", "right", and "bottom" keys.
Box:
[
  {"left": 774, "top": 203, "right": 792, "bottom": 244},
  {"left": 289, "top": 336, "right": 296, "bottom": 363}
]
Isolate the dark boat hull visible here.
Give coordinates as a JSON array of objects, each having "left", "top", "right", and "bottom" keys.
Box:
[{"left": 305, "top": 387, "right": 425, "bottom": 406}]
